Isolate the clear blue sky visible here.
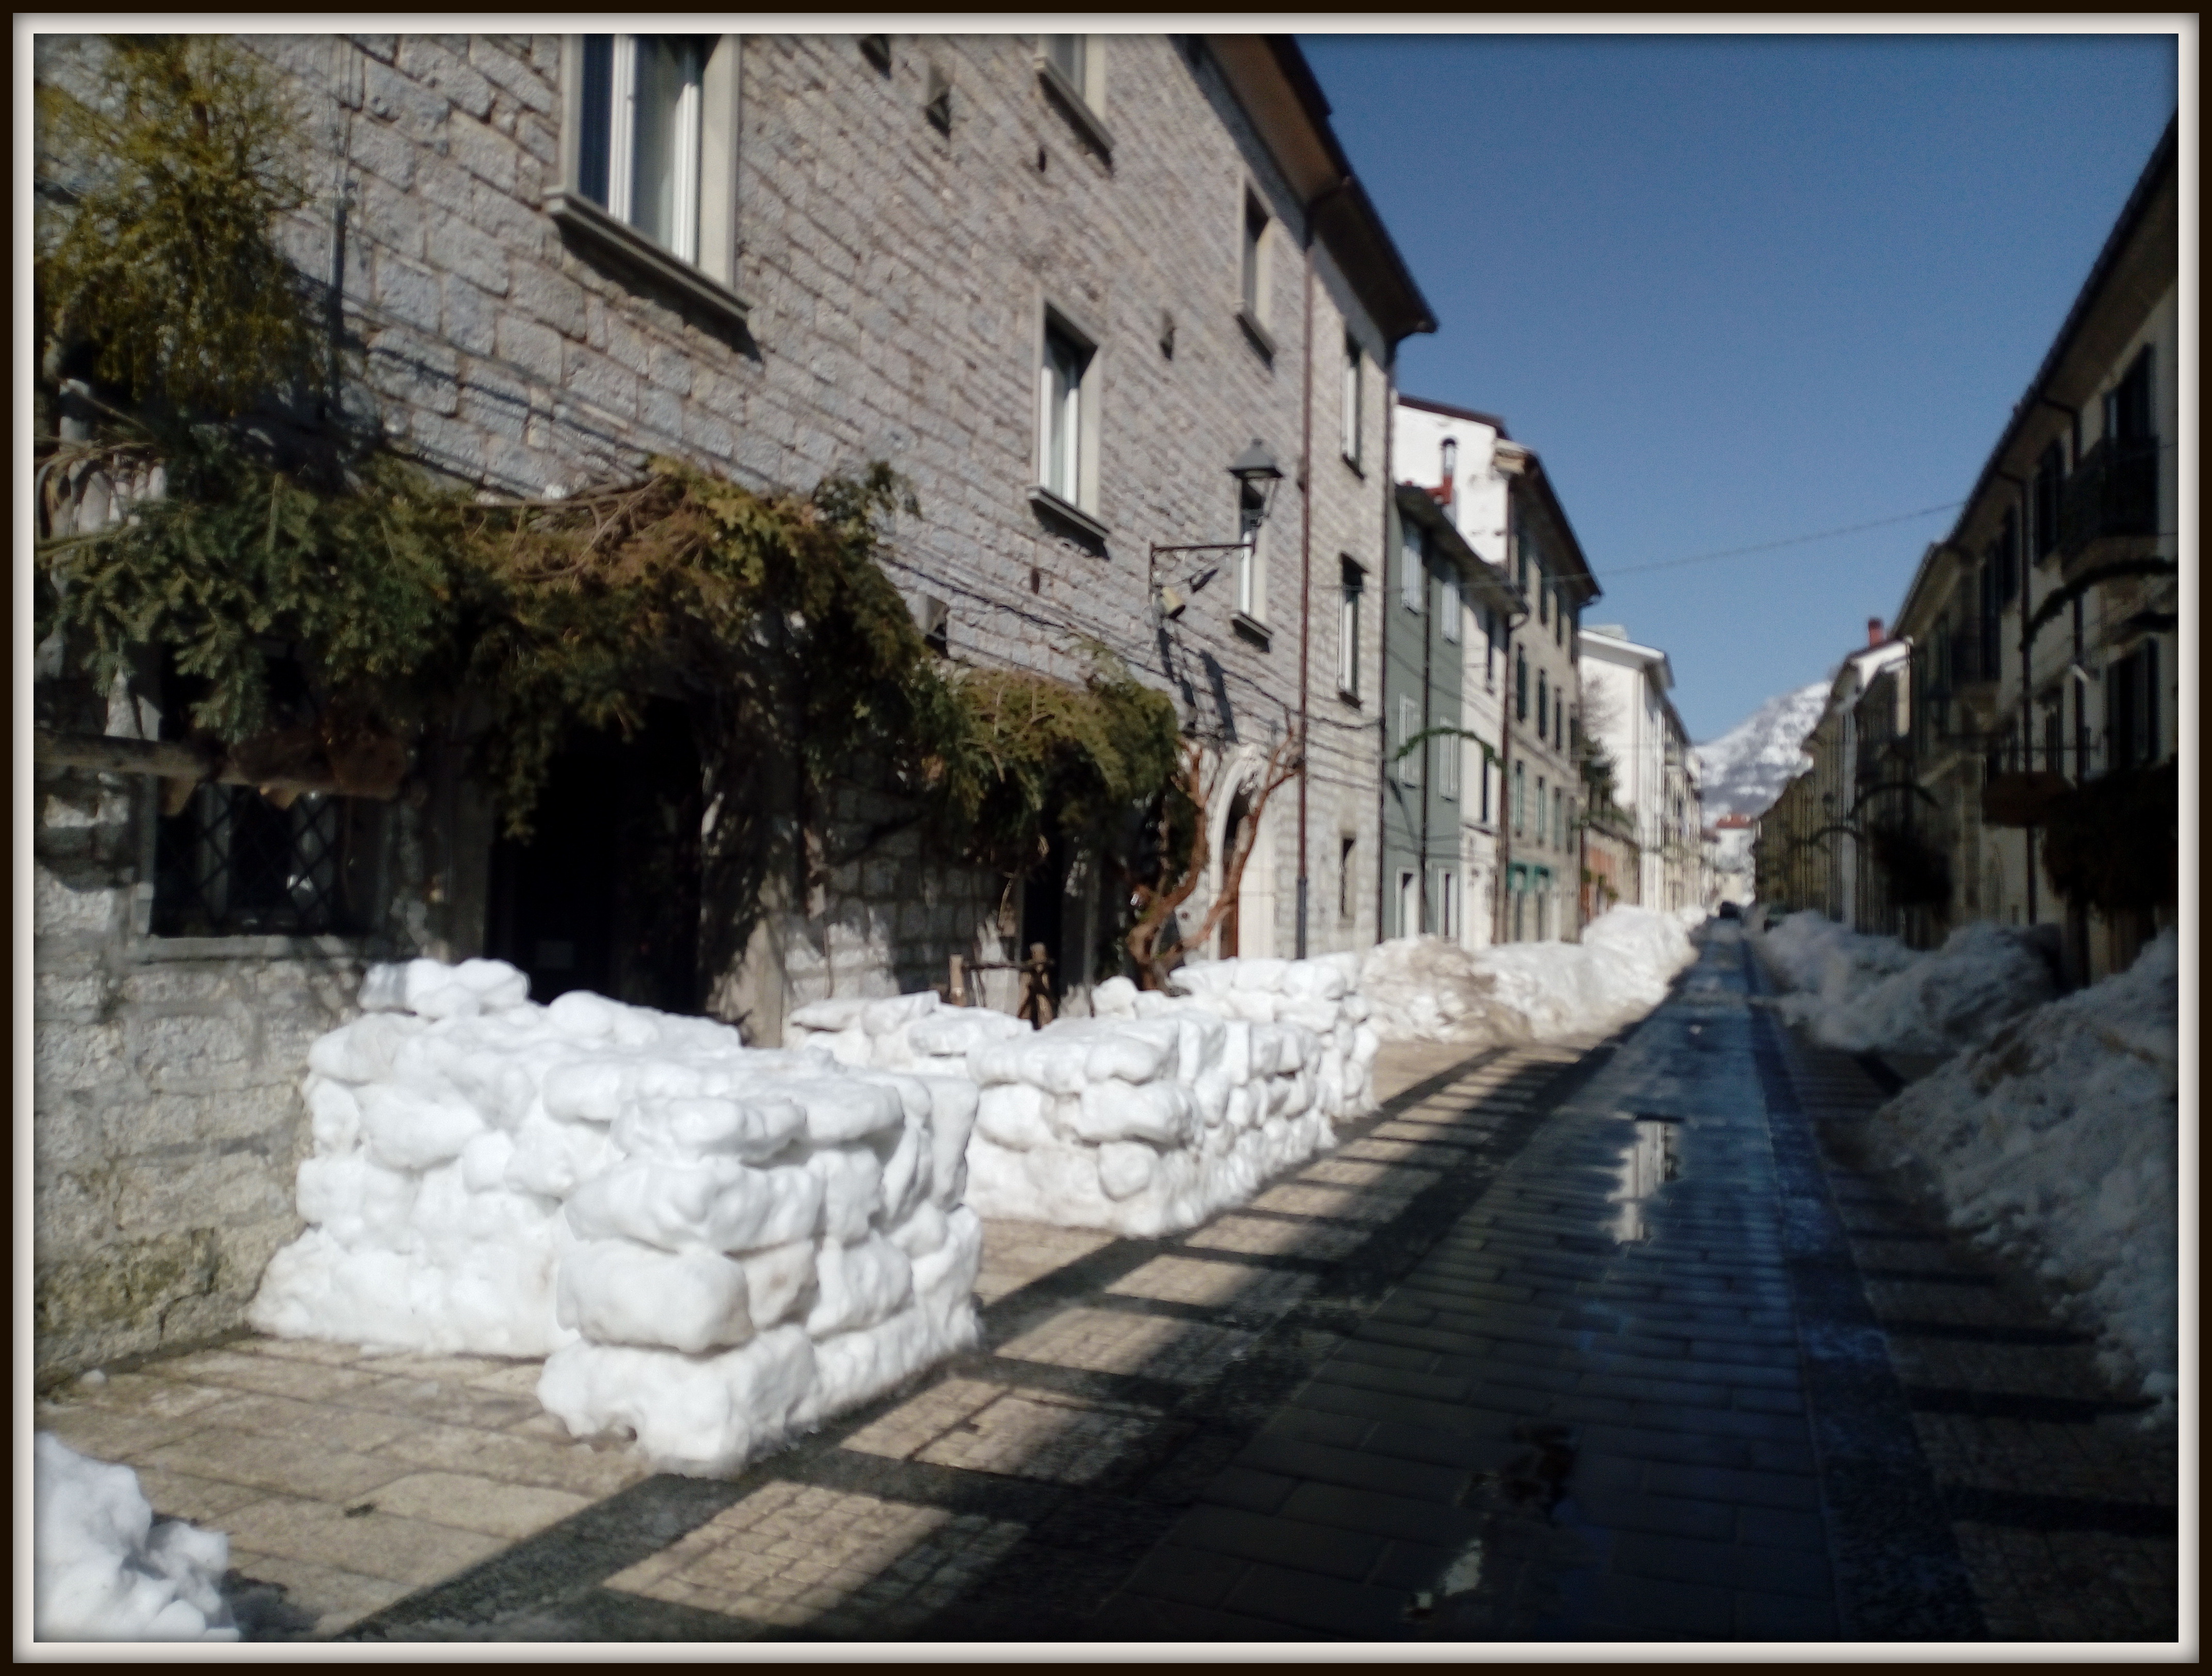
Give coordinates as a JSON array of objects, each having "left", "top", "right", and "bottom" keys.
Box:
[{"left": 1296, "top": 30, "right": 2179, "bottom": 742}]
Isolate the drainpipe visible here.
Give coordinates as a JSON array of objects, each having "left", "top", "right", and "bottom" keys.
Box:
[
  {"left": 1417, "top": 534, "right": 1434, "bottom": 935},
  {"left": 1375, "top": 360, "right": 1396, "bottom": 943},
  {"left": 1494, "top": 504, "right": 1515, "bottom": 946},
  {"left": 1996, "top": 468, "right": 2035, "bottom": 923},
  {"left": 1293, "top": 190, "right": 1334, "bottom": 960}
]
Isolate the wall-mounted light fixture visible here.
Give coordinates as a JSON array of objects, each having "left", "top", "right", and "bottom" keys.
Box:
[{"left": 1150, "top": 440, "right": 1284, "bottom": 618}]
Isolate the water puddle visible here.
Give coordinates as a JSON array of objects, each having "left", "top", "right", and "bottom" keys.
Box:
[{"left": 1608, "top": 1117, "right": 1680, "bottom": 1243}]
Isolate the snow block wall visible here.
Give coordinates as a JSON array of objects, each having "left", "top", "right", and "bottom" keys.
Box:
[
  {"left": 35, "top": 1433, "right": 236, "bottom": 1641},
  {"left": 791, "top": 961, "right": 1380, "bottom": 1240},
  {"left": 252, "top": 959, "right": 983, "bottom": 1475}
]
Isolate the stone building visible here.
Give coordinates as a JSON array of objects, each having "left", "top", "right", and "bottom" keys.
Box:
[
  {"left": 1887, "top": 115, "right": 2178, "bottom": 982},
  {"left": 29, "top": 31, "right": 1435, "bottom": 1378},
  {"left": 1389, "top": 397, "right": 1604, "bottom": 943}
]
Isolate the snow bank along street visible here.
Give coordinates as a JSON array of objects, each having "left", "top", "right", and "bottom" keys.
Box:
[
  {"left": 1751, "top": 911, "right": 2179, "bottom": 1424},
  {"left": 1870, "top": 929, "right": 2180, "bottom": 1421},
  {"left": 1753, "top": 910, "right": 2057, "bottom": 1057}
]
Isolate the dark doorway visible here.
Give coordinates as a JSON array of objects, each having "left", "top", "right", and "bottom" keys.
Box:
[
  {"left": 1218, "top": 788, "right": 1252, "bottom": 958},
  {"left": 1019, "top": 828, "right": 1069, "bottom": 1015},
  {"left": 485, "top": 699, "right": 704, "bottom": 1012}
]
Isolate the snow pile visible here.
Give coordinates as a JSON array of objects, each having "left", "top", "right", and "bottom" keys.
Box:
[
  {"left": 253, "top": 959, "right": 984, "bottom": 1475},
  {"left": 1357, "top": 938, "right": 1532, "bottom": 1045},
  {"left": 1756, "top": 912, "right": 2057, "bottom": 1056},
  {"left": 1871, "top": 930, "right": 2179, "bottom": 1421},
  {"left": 1158, "top": 952, "right": 1381, "bottom": 1124},
  {"left": 34, "top": 1434, "right": 236, "bottom": 1641},
  {"left": 1361, "top": 906, "right": 1698, "bottom": 1047}
]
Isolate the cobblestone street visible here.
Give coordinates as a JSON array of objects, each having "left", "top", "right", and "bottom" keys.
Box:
[{"left": 33, "top": 927, "right": 2178, "bottom": 1645}]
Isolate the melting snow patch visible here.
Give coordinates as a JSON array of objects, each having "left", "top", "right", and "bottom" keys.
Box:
[
  {"left": 253, "top": 963, "right": 982, "bottom": 1475},
  {"left": 34, "top": 1434, "right": 237, "bottom": 1641},
  {"left": 1871, "top": 930, "right": 2178, "bottom": 1422}
]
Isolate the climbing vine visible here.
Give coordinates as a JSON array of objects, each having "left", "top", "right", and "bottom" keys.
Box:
[{"left": 33, "top": 30, "right": 1187, "bottom": 949}]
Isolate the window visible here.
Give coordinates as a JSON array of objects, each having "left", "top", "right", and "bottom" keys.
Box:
[
  {"left": 1397, "top": 869, "right": 1418, "bottom": 939},
  {"left": 1439, "top": 725, "right": 1458, "bottom": 801},
  {"left": 556, "top": 36, "right": 742, "bottom": 316},
  {"left": 1482, "top": 606, "right": 1497, "bottom": 688},
  {"left": 2032, "top": 440, "right": 2064, "bottom": 562},
  {"left": 1339, "top": 836, "right": 1356, "bottom": 921},
  {"left": 1397, "top": 697, "right": 1421, "bottom": 786},
  {"left": 1535, "top": 775, "right": 1548, "bottom": 844},
  {"left": 1241, "top": 192, "right": 1269, "bottom": 325},
  {"left": 1513, "top": 761, "right": 1526, "bottom": 832},
  {"left": 2106, "top": 640, "right": 2161, "bottom": 771},
  {"left": 1440, "top": 569, "right": 1462, "bottom": 643},
  {"left": 1537, "top": 671, "right": 1548, "bottom": 738},
  {"left": 1434, "top": 869, "right": 1456, "bottom": 941},
  {"left": 1555, "top": 591, "right": 1566, "bottom": 647},
  {"left": 575, "top": 36, "right": 704, "bottom": 260},
  {"left": 1341, "top": 336, "right": 1363, "bottom": 467},
  {"left": 1338, "top": 559, "right": 1363, "bottom": 697},
  {"left": 1538, "top": 575, "right": 1549, "bottom": 626},
  {"left": 1037, "top": 317, "right": 1093, "bottom": 510},
  {"left": 1515, "top": 647, "right": 1528, "bottom": 721},
  {"left": 1046, "top": 33, "right": 1085, "bottom": 88},
  {"left": 1401, "top": 520, "right": 1424, "bottom": 612},
  {"left": 1038, "top": 34, "right": 1111, "bottom": 154},
  {"left": 2105, "top": 347, "right": 2153, "bottom": 445},
  {"left": 1479, "top": 755, "right": 1491, "bottom": 824},
  {"left": 1554, "top": 786, "right": 1565, "bottom": 849},
  {"left": 1236, "top": 481, "right": 1267, "bottom": 621}
]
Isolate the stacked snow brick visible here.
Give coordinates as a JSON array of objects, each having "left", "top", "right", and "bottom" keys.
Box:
[
  {"left": 251, "top": 959, "right": 983, "bottom": 1475},
  {"left": 789, "top": 961, "right": 1380, "bottom": 1240},
  {"left": 786, "top": 990, "right": 1031, "bottom": 1077}
]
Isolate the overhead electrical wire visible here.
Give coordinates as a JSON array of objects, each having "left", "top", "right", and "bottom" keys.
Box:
[{"left": 1602, "top": 498, "right": 1967, "bottom": 579}]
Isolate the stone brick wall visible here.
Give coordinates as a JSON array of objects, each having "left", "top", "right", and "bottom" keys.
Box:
[
  {"left": 31, "top": 766, "right": 378, "bottom": 1382},
  {"left": 31, "top": 31, "right": 1414, "bottom": 1370}
]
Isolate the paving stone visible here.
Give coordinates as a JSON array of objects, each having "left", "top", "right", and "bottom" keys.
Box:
[
  {"left": 1168, "top": 1503, "right": 1388, "bottom": 1581},
  {"left": 1276, "top": 1480, "right": 1487, "bottom": 1547},
  {"left": 141, "top": 1427, "right": 412, "bottom": 1503},
  {"left": 1220, "top": 1560, "right": 1410, "bottom": 1637},
  {"left": 219, "top": 1493, "right": 507, "bottom": 1587},
  {"left": 364, "top": 1471, "right": 593, "bottom": 1541},
  {"left": 1234, "top": 1432, "right": 1472, "bottom": 1504}
]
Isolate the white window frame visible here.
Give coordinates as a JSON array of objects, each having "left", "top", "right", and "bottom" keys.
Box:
[
  {"left": 1239, "top": 186, "right": 1274, "bottom": 348},
  {"left": 1235, "top": 481, "right": 1268, "bottom": 623},
  {"left": 1038, "top": 35, "right": 1112, "bottom": 155},
  {"left": 1439, "top": 725, "right": 1459, "bottom": 801},
  {"left": 1397, "top": 697, "right": 1421, "bottom": 787},
  {"left": 1034, "top": 308, "right": 1101, "bottom": 521},
  {"left": 1441, "top": 569, "right": 1462, "bottom": 643},
  {"left": 1338, "top": 558, "right": 1363, "bottom": 698},
  {"left": 1401, "top": 521, "right": 1424, "bottom": 613},
  {"left": 552, "top": 34, "right": 745, "bottom": 322},
  {"left": 1341, "top": 335, "right": 1363, "bottom": 467},
  {"left": 1513, "top": 762, "right": 1526, "bottom": 832}
]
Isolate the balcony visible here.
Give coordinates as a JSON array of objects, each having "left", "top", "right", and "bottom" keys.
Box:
[
  {"left": 1944, "top": 629, "right": 1999, "bottom": 693},
  {"left": 2058, "top": 437, "right": 2159, "bottom": 559}
]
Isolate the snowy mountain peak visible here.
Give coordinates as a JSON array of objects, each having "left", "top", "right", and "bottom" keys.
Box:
[{"left": 1694, "top": 680, "right": 1830, "bottom": 820}]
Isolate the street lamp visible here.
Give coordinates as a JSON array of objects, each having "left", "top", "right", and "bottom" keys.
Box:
[{"left": 1151, "top": 441, "right": 1285, "bottom": 618}]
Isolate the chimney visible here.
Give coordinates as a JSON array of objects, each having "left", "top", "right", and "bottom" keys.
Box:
[{"left": 1867, "top": 616, "right": 1884, "bottom": 647}]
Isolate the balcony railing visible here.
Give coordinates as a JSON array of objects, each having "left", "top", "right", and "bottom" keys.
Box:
[{"left": 2058, "top": 437, "right": 2159, "bottom": 558}]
